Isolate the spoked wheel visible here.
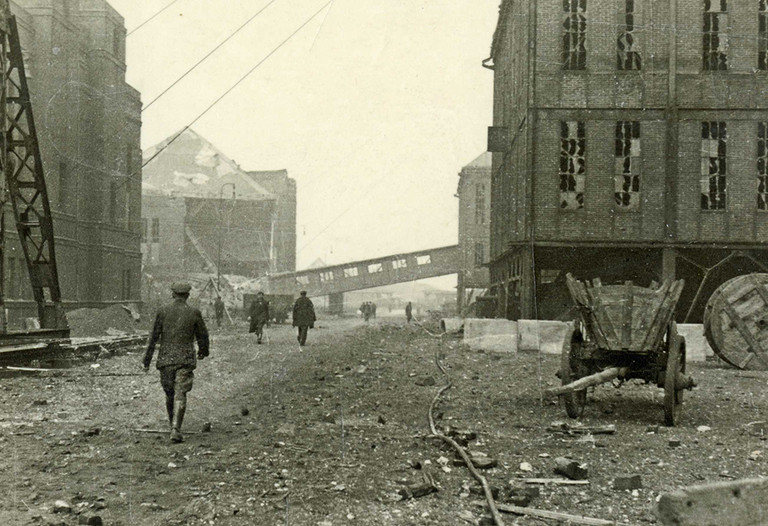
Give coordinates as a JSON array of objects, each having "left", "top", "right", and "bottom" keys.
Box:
[
  {"left": 561, "top": 330, "right": 587, "bottom": 419},
  {"left": 664, "top": 323, "right": 687, "bottom": 426}
]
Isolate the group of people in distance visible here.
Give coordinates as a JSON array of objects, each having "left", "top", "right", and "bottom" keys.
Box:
[
  {"left": 142, "top": 283, "right": 316, "bottom": 443},
  {"left": 360, "top": 301, "right": 377, "bottom": 321}
]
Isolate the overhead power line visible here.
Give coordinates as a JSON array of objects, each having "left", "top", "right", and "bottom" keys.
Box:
[
  {"left": 142, "top": 0, "right": 282, "bottom": 112},
  {"left": 127, "top": 0, "right": 182, "bottom": 37},
  {"left": 139, "top": 1, "right": 333, "bottom": 177}
]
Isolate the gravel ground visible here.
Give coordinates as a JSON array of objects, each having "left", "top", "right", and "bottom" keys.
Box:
[{"left": 0, "top": 317, "right": 766, "bottom": 525}]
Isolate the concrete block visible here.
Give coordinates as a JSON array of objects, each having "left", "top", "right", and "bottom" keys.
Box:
[
  {"left": 657, "top": 478, "right": 768, "bottom": 525},
  {"left": 518, "top": 320, "right": 572, "bottom": 354},
  {"left": 463, "top": 319, "right": 518, "bottom": 353},
  {"left": 677, "top": 324, "right": 714, "bottom": 363}
]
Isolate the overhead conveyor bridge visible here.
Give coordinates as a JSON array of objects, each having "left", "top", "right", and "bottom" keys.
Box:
[{"left": 267, "top": 245, "right": 460, "bottom": 296}]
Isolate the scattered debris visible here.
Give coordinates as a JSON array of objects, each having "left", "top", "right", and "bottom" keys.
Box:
[
  {"left": 53, "top": 500, "right": 72, "bottom": 514},
  {"left": 517, "top": 478, "right": 589, "bottom": 486},
  {"left": 473, "top": 501, "right": 616, "bottom": 525},
  {"left": 550, "top": 422, "right": 616, "bottom": 435},
  {"left": 554, "top": 457, "right": 589, "bottom": 480},
  {"left": 613, "top": 474, "right": 642, "bottom": 491}
]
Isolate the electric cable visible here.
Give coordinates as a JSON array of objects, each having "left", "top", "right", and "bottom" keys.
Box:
[
  {"left": 143, "top": 0, "right": 282, "bottom": 112},
  {"left": 127, "top": 0, "right": 182, "bottom": 37}
]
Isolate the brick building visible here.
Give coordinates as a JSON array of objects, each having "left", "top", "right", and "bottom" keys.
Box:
[
  {"left": 487, "top": 0, "right": 768, "bottom": 322},
  {"left": 141, "top": 129, "right": 296, "bottom": 279},
  {"left": 4, "top": 0, "right": 142, "bottom": 324},
  {"left": 457, "top": 152, "right": 491, "bottom": 310}
]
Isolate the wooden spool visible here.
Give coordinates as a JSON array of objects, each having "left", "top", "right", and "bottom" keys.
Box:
[{"left": 703, "top": 274, "right": 768, "bottom": 370}]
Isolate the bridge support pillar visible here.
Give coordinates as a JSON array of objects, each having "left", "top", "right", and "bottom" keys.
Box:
[{"left": 328, "top": 292, "right": 344, "bottom": 316}]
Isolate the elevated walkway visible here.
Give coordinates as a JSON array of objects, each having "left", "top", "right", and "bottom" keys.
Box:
[{"left": 267, "top": 245, "right": 460, "bottom": 296}]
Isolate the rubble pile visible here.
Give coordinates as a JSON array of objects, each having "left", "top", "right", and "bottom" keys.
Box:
[{"left": 66, "top": 304, "right": 140, "bottom": 338}]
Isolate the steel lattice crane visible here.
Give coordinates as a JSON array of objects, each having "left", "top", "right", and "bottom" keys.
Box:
[{"left": 0, "top": 1, "right": 68, "bottom": 336}]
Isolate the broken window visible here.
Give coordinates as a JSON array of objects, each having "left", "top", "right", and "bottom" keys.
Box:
[
  {"left": 559, "top": 121, "right": 586, "bottom": 210},
  {"left": 475, "top": 184, "right": 486, "bottom": 224},
  {"left": 392, "top": 259, "right": 407, "bottom": 270},
  {"left": 563, "top": 0, "right": 586, "bottom": 70},
  {"left": 416, "top": 255, "right": 431, "bottom": 265},
  {"left": 701, "top": 121, "right": 727, "bottom": 210},
  {"left": 296, "top": 275, "right": 309, "bottom": 285},
  {"left": 368, "top": 263, "right": 383, "bottom": 274},
  {"left": 703, "top": 0, "right": 728, "bottom": 71},
  {"left": 343, "top": 267, "right": 359, "bottom": 278},
  {"left": 474, "top": 243, "right": 485, "bottom": 267},
  {"left": 760, "top": 1, "right": 768, "bottom": 70},
  {"left": 758, "top": 123, "right": 768, "bottom": 210},
  {"left": 614, "top": 121, "right": 641, "bottom": 209},
  {"left": 319, "top": 271, "right": 334, "bottom": 282},
  {"left": 562, "top": 0, "right": 586, "bottom": 70},
  {"left": 617, "top": 0, "right": 641, "bottom": 70}
]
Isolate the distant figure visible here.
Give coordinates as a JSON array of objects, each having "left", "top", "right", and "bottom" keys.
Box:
[
  {"left": 292, "top": 291, "right": 316, "bottom": 346},
  {"left": 214, "top": 296, "right": 225, "bottom": 328},
  {"left": 405, "top": 301, "right": 413, "bottom": 324},
  {"left": 248, "top": 292, "right": 270, "bottom": 344},
  {"left": 371, "top": 302, "right": 377, "bottom": 319},
  {"left": 143, "top": 282, "right": 210, "bottom": 443},
  {"left": 361, "top": 301, "right": 371, "bottom": 322}
]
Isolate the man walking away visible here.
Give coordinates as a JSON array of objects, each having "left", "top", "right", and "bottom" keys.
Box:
[
  {"left": 214, "top": 296, "right": 225, "bottom": 328},
  {"left": 249, "top": 292, "right": 269, "bottom": 344},
  {"left": 405, "top": 301, "right": 413, "bottom": 324},
  {"left": 143, "top": 282, "right": 210, "bottom": 443},
  {"left": 292, "top": 290, "right": 316, "bottom": 346}
]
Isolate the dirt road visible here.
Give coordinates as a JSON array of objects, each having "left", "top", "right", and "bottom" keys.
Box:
[{"left": 1, "top": 317, "right": 767, "bottom": 525}]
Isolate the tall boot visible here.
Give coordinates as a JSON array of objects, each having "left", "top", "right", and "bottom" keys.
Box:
[
  {"left": 170, "top": 398, "right": 186, "bottom": 443},
  {"left": 165, "top": 393, "right": 175, "bottom": 430}
]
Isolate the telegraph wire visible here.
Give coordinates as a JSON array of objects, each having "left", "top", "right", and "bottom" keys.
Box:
[
  {"left": 126, "top": 0, "right": 182, "bottom": 37},
  {"left": 142, "top": 0, "right": 282, "bottom": 112},
  {"left": 124, "top": 0, "right": 332, "bottom": 192}
]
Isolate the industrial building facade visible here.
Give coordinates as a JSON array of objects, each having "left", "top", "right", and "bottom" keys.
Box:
[
  {"left": 457, "top": 152, "right": 491, "bottom": 310},
  {"left": 487, "top": 0, "right": 768, "bottom": 322},
  {"left": 5, "top": 0, "right": 142, "bottom": 323},
  {"left": 141, "top": 129, "right": 296, "bottom": 281}
]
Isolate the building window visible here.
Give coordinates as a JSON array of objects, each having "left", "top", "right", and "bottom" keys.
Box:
[
  {"left": 475, "top": 184, "right": 486, "bottom": 224},
  {"left": 319, "top": 271, "right": 334, "bottom": 282},
  {"left": 614, "top": 121, "right": 640, "bottom": 209},
  {"left": 392, "top": 259, "right": 407, "bottom": 270},
  {"left": 151, "top": 218, "right": 160, "bottom": 242},
  {"left": 703, "top": 0, "right": 728, "bottom": 71},
  {"left": 701, "top": 121, "right": 727, "bottom": 210},
  {"left": 474, "top": 243, "right": 485, "bottom": 267},
  {"left": 760, "top": 1, "right": 768, "bottom": 70},
  {"left": 368, "top": 263, "right": 383, "bottom": 274},
  {"left": 109, "top": 181, "right": 118, "bottom": 223},
  {"left": 617, "top": 0, "right": 640, "bottom": 70},
  {"left": 416, "top": 255, "right": 431, "bottom": 265},
  {"left": 122, "top": 269, "right": 131, "bottom": 300},
  {"left": 297, "top": 275, "right": 309, "bottom": 285},
  {"left": 559, "top": 121, "right": 586, "bottom": 210},
  {"left": 759, "top": 123, "right": 768, "bottom": 210},
  {"left": 343, "top": 267, "right": 358, "bottom": 278},
  {"left": 562, "top": 0, "right": 587, "bottom": 70}
]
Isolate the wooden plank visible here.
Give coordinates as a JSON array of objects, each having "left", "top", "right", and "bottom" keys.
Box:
[
  {"left": 639, "top": 280, "right": 672, "bottom": 351},
  {"left": 473, "top": 501, "right": 616, "bottom": 525},
  {"left": 722, "top": 302, "right": 768, "bottom": 369},
  {"left": 621, "top": 281, "right": 633, "bottom": 350},
  {"left": 585, "top": 286, "right": 614, "bottom": 349},
  {"left": 657, "top": 478, "right": 768, "bottom": 525}
]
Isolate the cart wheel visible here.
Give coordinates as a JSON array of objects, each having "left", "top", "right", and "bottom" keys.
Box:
[
  {"left": 561, "top": 331, "right": 587, "bottom": 419},
  {"left": 664, "top": 326, "right": 687, "bottom": 426}
]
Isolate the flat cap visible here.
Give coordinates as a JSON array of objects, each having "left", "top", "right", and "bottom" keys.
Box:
[{"left": 171, "top": 282, "right": 192, "bottom": 294}]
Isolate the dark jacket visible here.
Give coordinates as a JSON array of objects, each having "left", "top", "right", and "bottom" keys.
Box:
[
  {"left": 292, "top": 296, "right": 316, "bottom": 327},
  {"left": 249, "top": 299, "right": 269, "bottom": 332},
  {"left": 144, "top": 298, "right": 210, "bottom": 369},
  {"left": 214, "top": 299, "right": 224, "bottom": 317}
]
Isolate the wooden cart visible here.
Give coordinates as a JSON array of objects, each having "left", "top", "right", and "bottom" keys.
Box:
[{"left": 548, "top": 274, "right": 696, "bottom": 426}]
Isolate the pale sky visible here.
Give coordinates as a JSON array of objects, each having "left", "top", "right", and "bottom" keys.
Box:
[{"left": 111, "top": 0, "right": 498, "bottom": 283}]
